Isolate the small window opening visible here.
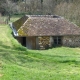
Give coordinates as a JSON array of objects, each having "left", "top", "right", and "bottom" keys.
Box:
[{"left": 53, "top": 36, "right": 62, "bottom": 46}]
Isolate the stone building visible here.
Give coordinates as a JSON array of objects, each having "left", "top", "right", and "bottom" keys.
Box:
[{"left": 10, "top": 15, "right": 80, "bottom": 49}]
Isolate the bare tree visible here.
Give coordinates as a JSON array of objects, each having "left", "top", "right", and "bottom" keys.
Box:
[{"left": 1, "top": 0, "right": 20, "bottom": 22}]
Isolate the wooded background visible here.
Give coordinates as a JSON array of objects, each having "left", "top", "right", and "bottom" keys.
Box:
[{"left": 0, "top": 0, "right": 80, "bottom": 26}]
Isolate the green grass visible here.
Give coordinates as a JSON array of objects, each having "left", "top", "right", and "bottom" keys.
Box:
[{"left": 0, "top": 17, "right": 80, "bottom": 80}]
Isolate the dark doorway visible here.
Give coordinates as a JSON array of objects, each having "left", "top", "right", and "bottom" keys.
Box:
[
  {"left": 53, "top": 36, "right": 62, "bottom": 47},
  {"left": 22, "top": 37, "right": 26, "bottom": 47}
]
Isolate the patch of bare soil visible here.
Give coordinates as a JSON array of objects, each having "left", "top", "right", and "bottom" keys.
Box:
[{"left": 0, "top": 74, "right": 3, "bottom": 77}]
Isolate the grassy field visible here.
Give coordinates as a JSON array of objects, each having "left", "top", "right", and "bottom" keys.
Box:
[{"left": 0, "top": 18, "right": 80, "bottom": 80}]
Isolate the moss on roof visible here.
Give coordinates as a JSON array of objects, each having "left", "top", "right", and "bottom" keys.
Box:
[
  {"left": 13, "top": 15, "right": 80, "bottom": 36},
  {"left": 13, "top": 16, "right": 28, "bottom": 31}
]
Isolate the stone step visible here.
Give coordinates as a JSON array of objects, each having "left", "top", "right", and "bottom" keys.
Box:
[
  {"left": 39, "top": 43, "right": 42, "bottom": 45},
  {"left": 40, "top": 46, "right": 44, "bottom": 48},
  {"left": 40, "top": 47, "right": 45, "bottom": 50}
]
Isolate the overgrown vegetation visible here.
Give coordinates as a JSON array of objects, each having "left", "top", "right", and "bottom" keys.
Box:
[{"left": 0, "top": 17, "right": 80, "bottom": 80}]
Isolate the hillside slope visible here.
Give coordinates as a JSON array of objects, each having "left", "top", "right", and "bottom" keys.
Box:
[{"left": 0, "top": 24, "right": 80, "bottom": 80}]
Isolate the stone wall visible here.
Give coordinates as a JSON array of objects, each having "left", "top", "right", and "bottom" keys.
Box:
[
  {"left": 63, "top": 36, "right": 80, "bottom": 47},
  {"left": 16, "top": 36, "right": 80, "bottom": 50},
  {"left": 38, "top": 36, "right": 50, "bottom": 49}
]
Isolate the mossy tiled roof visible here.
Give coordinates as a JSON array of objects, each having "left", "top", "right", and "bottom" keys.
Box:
[
  {"left": 13, "top": 15, "right": 80, "bottom": 36},
  {"left": 13, "top": 16, "right": 28, "bottom": 30}
]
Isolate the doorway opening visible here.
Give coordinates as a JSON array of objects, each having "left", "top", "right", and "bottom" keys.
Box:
[{"left": 22, "top": 37, "right": 26, "bottom": 47}]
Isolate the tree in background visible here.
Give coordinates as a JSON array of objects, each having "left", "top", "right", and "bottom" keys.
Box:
[
  {"left": 41, "top": 0, "right": 43, "bottom": 14},
  {"left": 0, "top": 0, "right": 21, "bottom": 23},
  {"left": 54, "top": 0, "right": 80, "bottom": 26},
  {"left": 0, "top": 0, "right": 80, "bottom": 26}
]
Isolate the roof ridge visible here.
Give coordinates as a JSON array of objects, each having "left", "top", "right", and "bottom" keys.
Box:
[{"left": 26, "top": 15, "right": 63, "bottom": 18}]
